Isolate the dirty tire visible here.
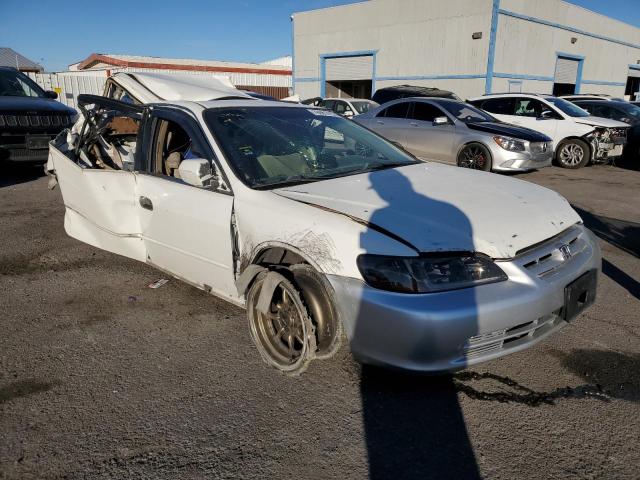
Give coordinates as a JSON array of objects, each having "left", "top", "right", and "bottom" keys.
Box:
[
  {"left": 556, "top": 139, "right": 590, "bottom": 169},
  {"left": 290, "top": 264, "right": 344, "bottom": 360},
  {"left": 457, "top": 143, "right": 492, "bottom": 171},
  {"left": 247, "top": 272, "right": 316, "bottom": 376}
]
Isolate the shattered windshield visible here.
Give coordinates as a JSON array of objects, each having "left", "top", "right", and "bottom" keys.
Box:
[
  {"left": 204, "top": 106, "right": 418, "bottom": 189},
  {"left": 0, "top": 70, "right": 45, "bottom": 98}
]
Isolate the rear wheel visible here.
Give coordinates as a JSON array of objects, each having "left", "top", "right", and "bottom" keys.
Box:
[
  {"left": 457, "top": 143, "right": 492, "bottom": 171},
  {"left": 556, "top": 139, "right": 590, "bottom": 169},
  {"left": 247, "top": 272, "right": 316, "bottom": 376}
]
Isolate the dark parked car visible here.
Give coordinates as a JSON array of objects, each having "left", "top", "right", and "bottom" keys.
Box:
[
  {"left": 372, "top": 85, "right": 460, "bottom": 105},
  {"left": 572, "top": 99, "right": 640, "bottom": 165},
  {"left": 0, "top": 67, "right": 76, "bottom": 164}
]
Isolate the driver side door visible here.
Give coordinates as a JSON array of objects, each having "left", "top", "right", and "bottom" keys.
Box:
[
  {"left": 135, "top": 106, "right": 237, "bottom": 300},
  {"left": 509, "top": 97, "right": 559, "bottom": 142},
  {"left": 47, "top": 95, "right": 146, "bottom": 262}
]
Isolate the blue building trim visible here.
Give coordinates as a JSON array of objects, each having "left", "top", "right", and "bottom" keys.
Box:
[
  {"left": 291, "top": 16, "right": 296, "bottom": 91},
  {"left": 319, "top": 50, "right": 378, "bottom": 97},
  {"left": 485, "top": 0, "right": 501, "bottom": 94},
  {"left": 630, "top": 64, "right": 640, "bottom": 71},
  {"left": 493, "top": 73, "right": 555, "bottom": 82},
  {"left": 498, "top": 9, "right": 640, "bottom": 50},
  {"left": 581, "top": 80, "right": 626, "bottom": 86}
]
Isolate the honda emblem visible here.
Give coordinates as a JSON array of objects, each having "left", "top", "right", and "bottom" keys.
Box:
[{"left": 559, "top": 244, "right": 572, "bottom": 260}]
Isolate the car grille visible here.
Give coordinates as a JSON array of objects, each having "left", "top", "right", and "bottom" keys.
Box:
[
  {"left": 509, "top": 225, "right": 588, "bottom": 279},
  {"left": 0, "top": 113, "right": 71, "bottom": 129},
  {"left": 462, "top": 311, "right": 561, "bottom": 359},
  {"left": 530, "top": 141, "right": 553, "bottom": 155}
]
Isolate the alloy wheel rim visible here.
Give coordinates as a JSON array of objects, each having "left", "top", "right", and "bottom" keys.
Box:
[
  {"left": 460, "top": 146, "right": 487, "bottom": 169},
  {"left": 254, "top": 284, "right": 306, "bottom": 367},
  {"left": 560, "top": 144, "right": 584, "bottom": 165}
]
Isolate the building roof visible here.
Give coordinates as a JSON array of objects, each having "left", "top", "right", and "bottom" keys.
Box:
[
  {"left": 75, "top": 53, "right": 291, "bottom": 76},
  {"left": 0, "top": 47, "right": 43, "bottom": 72}
]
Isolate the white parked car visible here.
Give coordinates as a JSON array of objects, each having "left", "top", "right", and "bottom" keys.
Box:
[
  {"left": 468, "top": 94, "right": 629, "bottom": 168},
  {"left": 46, "top": 89, "right": 601, "bottom": 375},
  {"left": 318, "top": 98, "right": 379, "bottom": 117}
]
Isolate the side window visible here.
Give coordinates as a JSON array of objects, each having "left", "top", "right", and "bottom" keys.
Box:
[
  {"left": 575, "top": 102, "right": 592, "bottom": 114},
  {"left": 150, "top": 118, "right": 202, "bottom": 178},
  {"left": 514, "top": 98, "right": 544, "bottom": 117},
  {"left": 105, "top": 82, "right": 138, "bottom": 105},
  {"left": 334, "top": 101, "right": 347, "bottom": 115},
  {"left": 381, "top": 102, "right": 410, "bottom": 119},
  {"left": 321, "top": 100, "right": 335, "bottom": 111},
  {"left": 409, "top": 102, "right": 444, "bottom": 122},
  {"left": 481, "top": 97, "right": 516, "bottom": 115},
  {"left": 594, "top": 105, "right": 616, "bottom": 120}
]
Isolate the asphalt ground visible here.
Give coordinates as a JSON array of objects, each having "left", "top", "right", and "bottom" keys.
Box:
[{"left": 1, "top": 161, "right": 639, "bottom": 479}]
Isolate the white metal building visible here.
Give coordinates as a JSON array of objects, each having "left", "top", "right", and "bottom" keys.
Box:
[{"left": 292, "top": 0, "right": 640, "bottom": 101}]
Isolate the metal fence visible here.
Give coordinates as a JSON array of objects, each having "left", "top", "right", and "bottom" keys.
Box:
[
  {"left": 26, "top": 72, "right": 106, "bottom": 110},
  {"left": 27, "top": 67, "right": 293, "bottom": 108}
]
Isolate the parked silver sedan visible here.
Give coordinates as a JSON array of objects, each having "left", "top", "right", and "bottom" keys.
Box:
[{"left": 355, "top": 97, "right": 553, "bottom": 172}]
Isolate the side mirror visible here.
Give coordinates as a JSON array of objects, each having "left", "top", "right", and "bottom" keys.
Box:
[
  {"left": 44, "top": 90, "right": 58, "bottom": 99},
  {"left": 343, "top": 110, "right": 354, "bottom": 117},
  {"left": 178, "top": 158, "right": 215, "bottom": 188},
  {"left": 433, "top": 116, "right": 449, "bottom": 126},
  {"left": 538, "top": 110, "right": 554, "bottom": 120}
]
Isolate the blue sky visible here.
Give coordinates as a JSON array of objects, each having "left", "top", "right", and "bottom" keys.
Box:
[{"left": 0, "top": 0, "right": 638, "bottom": 72}]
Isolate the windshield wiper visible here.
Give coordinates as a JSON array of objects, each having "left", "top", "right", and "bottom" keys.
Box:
[{"left": 253, "top": 175, "right": 325, "bottom": 190}]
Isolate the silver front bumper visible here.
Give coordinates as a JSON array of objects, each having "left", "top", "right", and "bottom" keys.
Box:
[
  {"left": 327, "top": 225, "right": 601, "bottom": 372},
  {"left": 491, "top": 142, "right": 553, "bottom": 172}
]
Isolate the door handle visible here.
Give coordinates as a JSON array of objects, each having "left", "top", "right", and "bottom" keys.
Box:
[
  {"left": 139, "top": 196, "right": 153, "bottom": 211},
  {"left": 376, "top": 120, "right": 384, "bottom": 124},
  {"left": 410, "top": 122, "right": 418, "bottom": 126}
]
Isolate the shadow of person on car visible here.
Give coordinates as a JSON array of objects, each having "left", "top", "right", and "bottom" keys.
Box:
[{"left": 353, "top": 168, "right": 481, "bottom": 479}]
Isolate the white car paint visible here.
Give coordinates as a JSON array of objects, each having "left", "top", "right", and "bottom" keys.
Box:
[
  {"left": 47, "top": 97, "right": 600, "bottom": 374},
  {"left": 48, "top": 98, "right": 580, "bottom": 297},
  {"left": 105, "top": 72, "right": 251, "bottom": 104},
  {"left": 276, "top": 162, "right": 578, "bottom": 259},
  {"left": 468, "top": 93, "right": 628, "bottom": 152}
]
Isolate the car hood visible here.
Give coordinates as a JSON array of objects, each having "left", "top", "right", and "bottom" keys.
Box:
[
  {"left": 465, "top": 121, "right": 551, "bottom": 142},
  {"left": 573, "top": 116, "right": 629, "bottom": 128},
  {"left": 0, "top": 96, "right": 75, "bottom": 114},
  {"left": 275, "top": 163, "right": 580, "bottom": 259}
]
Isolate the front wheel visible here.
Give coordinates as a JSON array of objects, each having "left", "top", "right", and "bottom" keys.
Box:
[
  {"left": 247, "top": 272, "right": 316, "bottom": 376},
  {"left": 457, "top": 143, "right": 492, "bottom": 171},
  {"left": 556, "top": 139, "right": 590, "bottom": 169}
]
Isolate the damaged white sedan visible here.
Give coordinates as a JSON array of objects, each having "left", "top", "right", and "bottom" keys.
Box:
[{"left": 47, "top": 89, "right": 601, "bottom": 375}]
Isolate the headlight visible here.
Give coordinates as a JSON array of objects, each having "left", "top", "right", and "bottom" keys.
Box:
[
  {"left": 493, "top": 136, "right": 526, "bottom": 152},
  {"left": 357, "top": 254, "right": 508, "bottom": 294}
]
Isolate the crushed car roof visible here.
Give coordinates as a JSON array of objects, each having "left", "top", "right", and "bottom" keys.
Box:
[{"left": 119, "top": 72, "right": 254, "bottom": 102}]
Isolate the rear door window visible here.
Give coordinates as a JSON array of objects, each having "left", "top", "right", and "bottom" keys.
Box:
[
  {"left": 408, "top": 102, "right": 443, "bottom": 122},
  {"left": 379, "top": 102, "right": 410, "bottom": 119},
  {"left": 481, "top": 97, "right": 516, "bottom": 115}
]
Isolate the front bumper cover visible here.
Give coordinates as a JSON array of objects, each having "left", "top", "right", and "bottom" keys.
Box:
[{"left": 327, "top": 224, "right": 601, "bottom": 372}]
